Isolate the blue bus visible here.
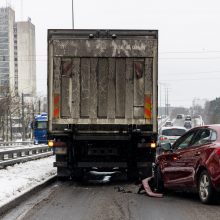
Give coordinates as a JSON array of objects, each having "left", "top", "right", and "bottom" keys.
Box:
[{"left": 33, "top": 113, "right": 48, "bottom": 144}]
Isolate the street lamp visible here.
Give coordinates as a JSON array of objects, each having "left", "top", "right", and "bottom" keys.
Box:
[
  {"left": 21, "top": 93, "right": 32, "bottom": 141},
  {"left": 159, "top": 82, "right": 171, "bottom": 117},
  {"left": 72, "top": 0, "right": 74, "bottom": 29}
]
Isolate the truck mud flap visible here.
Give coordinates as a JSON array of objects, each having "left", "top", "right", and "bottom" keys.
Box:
[{"left": 54, "top": 161, "right": 68, "bottom": 168}]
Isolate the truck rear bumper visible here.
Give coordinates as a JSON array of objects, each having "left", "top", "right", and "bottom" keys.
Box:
[
  {"left": 54, "top": 161, "right": 152, "bottom": 168},
  {"left": 77, "top": 162, "right": 127, "bottom": 168},
  {"left": 77, "top": 162, "right": 152, "bottom": 168},
  {"left": 54, "top": 161, "right": 68, "bottom": 167}
]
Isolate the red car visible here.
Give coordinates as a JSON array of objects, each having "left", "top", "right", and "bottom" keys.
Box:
[{"left": 154, "top": 124, "right": 220, "bottom": 204}]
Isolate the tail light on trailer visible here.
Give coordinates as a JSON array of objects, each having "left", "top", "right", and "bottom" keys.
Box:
[
  {"left": 150, "top": 143, "right": 156, "bottom": 149},
  {"left": 137, "top": 142, "right": 156, "bottom": 149},
  {"left": 48, "top": 140, "right": 67, "bottom": 155},
  {"left": 48, "top": 140, "right": 54, "bottom": 147}
]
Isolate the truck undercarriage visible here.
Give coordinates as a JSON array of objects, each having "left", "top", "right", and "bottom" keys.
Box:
[{"left": 50, "top": 124, "right": 157, "bottom": 180}]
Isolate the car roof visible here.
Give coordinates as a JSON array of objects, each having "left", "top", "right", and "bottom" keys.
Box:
[
  {"left": 185, "top": 124, "right": 220, "bottom": 141},
  {"left": 191, "top": 124, "right": 220, "bottom": 129},
  {"left": 161, "top": 126, "right": 186, "bottom": 131}
]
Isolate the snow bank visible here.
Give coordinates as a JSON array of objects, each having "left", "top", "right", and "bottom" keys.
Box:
[{"left": 0, "top": 156, "right": 56, "bottom": 207}]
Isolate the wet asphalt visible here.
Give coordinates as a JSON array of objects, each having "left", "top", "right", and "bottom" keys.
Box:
[{"left": 2, "top": 172, "right": 220, "bottom": 220}]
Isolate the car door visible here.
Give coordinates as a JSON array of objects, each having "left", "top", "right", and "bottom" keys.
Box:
[
  {"left": 181, "top": 128, "right": 217, "bottom": 187},
  {"left": 161, "top": 129, "right": 199, "bottom": 188}
]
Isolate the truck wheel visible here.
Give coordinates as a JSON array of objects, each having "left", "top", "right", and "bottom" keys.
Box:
[
  {"left": 71, "top": 168, "right": 84, "bottom": 181},
  {"left": 57, "top": 167, "right": 72, "bottom": 180},
  {"left": 198, "top": 170, "right": 215, "bottom": 204},
  {"left": 154, "top": 165, "right": 164, "bottom": 193}
]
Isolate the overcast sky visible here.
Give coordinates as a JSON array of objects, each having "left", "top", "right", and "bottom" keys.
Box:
[{"left": 1, "top": 0, "right": 220, "bottom": 107}]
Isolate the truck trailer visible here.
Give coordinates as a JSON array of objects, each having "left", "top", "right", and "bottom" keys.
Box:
[{"left": 48, "top": 29, "right": 158, "bottom": 180}]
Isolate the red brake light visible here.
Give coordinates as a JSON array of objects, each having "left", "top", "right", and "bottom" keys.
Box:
[
  {"left": 160, "top": 136, "right": 168, "bottom": 141},
  {"left": 214, "top": 148, "right": 220, "bottom": 155}
]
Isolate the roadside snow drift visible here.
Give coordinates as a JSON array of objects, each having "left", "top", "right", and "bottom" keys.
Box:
[{"left": 0, "top": 156, "right": 56, "bottom": 207}]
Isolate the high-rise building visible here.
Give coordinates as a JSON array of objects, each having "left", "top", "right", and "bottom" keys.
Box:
[
  {"left": 0, "top": 7, "right": 15, "bottom": 96},
  {"left": 15, "top": 19, "right": 36, "bottom": 96},
  {"left": 0, "top": 7, "right": 36, "bottom": 97}
]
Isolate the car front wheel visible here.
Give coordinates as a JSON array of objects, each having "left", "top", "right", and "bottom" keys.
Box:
[
  {"left": 198, "top": 170, "right": 215, "bottom": 204},
  {"left": 154, "top": 165, "right": 164, "bottom": 193}
]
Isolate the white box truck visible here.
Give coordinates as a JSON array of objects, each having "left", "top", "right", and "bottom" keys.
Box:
[{"left": 48, "top": 29, "right": 158, "bottom": 180}]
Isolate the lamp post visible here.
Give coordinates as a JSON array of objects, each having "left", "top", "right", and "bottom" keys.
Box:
[
  {"left": 72, "top": 0, "right": 74, "bottom": 29},
  {"left": 21, "top": 93, "right": 32, "bottom": 141},
  {"left": 21, "top": 93, "right": 25, "bottom": 141}
]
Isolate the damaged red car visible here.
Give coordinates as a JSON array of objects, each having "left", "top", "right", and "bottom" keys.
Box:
[{"left": 154, "top": 124, "right": 220, "bottom": 204}]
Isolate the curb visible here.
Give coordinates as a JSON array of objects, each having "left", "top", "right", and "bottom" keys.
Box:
[{"left": 0, "top": 175, "right": 57, "bottom": 217}]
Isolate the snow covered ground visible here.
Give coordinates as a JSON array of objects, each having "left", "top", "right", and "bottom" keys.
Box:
[{"left": 0, "top": 156, "right": 56, "bottom": 207}]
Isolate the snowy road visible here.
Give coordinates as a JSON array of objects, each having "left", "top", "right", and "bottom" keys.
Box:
[
  {"left": 1, "top": 159, "right": 220, "bottom": 220},
  {"left": 2, "top": 178, "right": 220, "bottom": 220}
]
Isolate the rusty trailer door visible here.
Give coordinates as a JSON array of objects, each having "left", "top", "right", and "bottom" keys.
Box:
[{"left": 48, "top": 30, "right": 158, "bottom": 132}]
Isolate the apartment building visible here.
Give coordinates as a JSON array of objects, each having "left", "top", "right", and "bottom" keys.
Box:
[{"left": 0, "top": 7, "right": 36, "bottom": 97}]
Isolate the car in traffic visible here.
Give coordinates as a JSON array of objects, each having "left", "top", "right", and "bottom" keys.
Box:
[
  {"left": 176, "top": 114, "right": 184, "bottom": 119},
  {"left": 185, "top": 115, "right": 191, "bottom": 121},
  {"left": 193, "top": 114, "right": 202, "bottom": 120},
  {"left": 164, "top": 120, "right": 173, "bottom": 127},
  {"left": 184, "top": 121, "right": 192, "bottom": 129},
  {"left": 154, "top": 124, "right": 220, "bottom": 204},
  {"left": 158, "top": 126, "right": 187, "bottom": 146},
  {"left": 192, "top": 114, "right": 204, "bottom": 127}
]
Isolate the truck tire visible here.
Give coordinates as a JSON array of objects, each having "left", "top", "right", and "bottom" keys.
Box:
[
  {"left": 57, "top": 167, "right": 72, "bottom": 180},
  {"left": 71, "top": 168, "right": 84, "bottom": 181},
  {"left": 127, "top": 167, "right": 139, "bottom": 181}
]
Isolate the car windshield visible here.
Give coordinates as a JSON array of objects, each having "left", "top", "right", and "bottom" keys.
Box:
[
  {"left": 166, "top": 122, "right": 172, "bottom": 125},
  {"left": 162, "top": 128, "right": 186, "bottom": 136},
  {"left": 184, "top": 122, "right": 191, "bottom": 125},
  {"left": 193, "top": 115, "right": 201, "bottom": 119}
]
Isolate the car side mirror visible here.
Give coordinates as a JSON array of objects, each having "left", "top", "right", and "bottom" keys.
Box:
[{"left": 161, "top": 142, "right": 172, "bottom": 151}]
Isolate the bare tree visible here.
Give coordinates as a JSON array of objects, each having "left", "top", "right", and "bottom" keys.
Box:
[{"left": 204, "top": 98, "right": 220, "bottom": 124}]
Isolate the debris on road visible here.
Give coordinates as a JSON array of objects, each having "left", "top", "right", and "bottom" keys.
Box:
[
  {"left": 138, "top": 177, "right": 163, "bottom": 198},
  {"left": 115, "top": 186, "right": 132, "bottom": 194}
]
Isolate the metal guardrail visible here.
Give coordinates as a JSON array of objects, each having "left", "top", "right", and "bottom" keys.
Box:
[
  {"left": 0, "top": 141, "right": 33, "bottom": 147},
  {"left": 0, "top": 146, "right": 53, "bottom": 168},
  {"left": 158, "top": 117, "right": 169, "bottom": 130}
]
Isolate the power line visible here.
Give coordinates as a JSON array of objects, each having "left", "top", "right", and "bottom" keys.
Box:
[
  {"left": 160, "top": 70, "right": 220, "bottom": 76},
  {"left": 160, "top": 76, "right": 220, "bottom": 82},
  {"left": 160, "top": 57, "right": 220, "bottom": 60},
  {"left": 160, "top": 50, "right": 220, "bottom": 54}
]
